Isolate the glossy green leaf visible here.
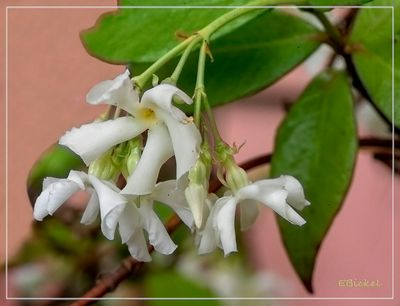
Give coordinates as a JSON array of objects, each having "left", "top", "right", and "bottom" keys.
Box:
[
  {"left": 270, "top": 70, "right": 358, "bottom": 292},
  {"left": 134, "top": 10, "right": 321, "bottom": 109},
  {"left": 145, "top": 271, "right": 220, "bottom": 304},
  {"left": 27, "top": 144, "right": 85, "bottom": 204},
  {"left": 81, "top": 0, "right": 264, "bottom": 64},
  {"left": 349, "top": 0, "right": 399, "bottom": 127}
]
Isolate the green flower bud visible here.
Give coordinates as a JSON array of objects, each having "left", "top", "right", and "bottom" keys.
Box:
[
  {"left": 88, "top": 150, "right": 119, "bottom": 181},
  {"left": 225, "top": 161, "right": 249, "bottom": 193}
]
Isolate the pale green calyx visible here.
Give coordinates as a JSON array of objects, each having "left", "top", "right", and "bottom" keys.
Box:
[{"left": 88, "top": 150, "right": 120, "bottom": 181}]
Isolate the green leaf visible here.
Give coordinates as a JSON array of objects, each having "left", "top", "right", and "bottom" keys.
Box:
[
  {"left": 134, "top": 10, "right": 321, "bottom": 110},
  {"left": 349, "top": 0, "right": 399, "bottom": 127},
  {"left": 27, "top": 144, "right": 85, "bottom": 204},
  {"left": 81, "top": 0, "right": 263, "bottom": 64},
  {"left": 306, "top": 0, "right": 372, "bottom": 5},
  {"left": 270, "top": 70, "right": 358, "bottom": 292},
  {"left": 145, "top": 271, "right": 220, "bottom": 304}
]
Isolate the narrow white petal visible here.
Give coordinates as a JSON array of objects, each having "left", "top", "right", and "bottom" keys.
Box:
[
  {"left": 198, "top": 206, "right": 218, "bottom": 254},
  {"left": 86, "top": 70, "right": 139, "bottom": 114},
  {"left": 157, "top": 109, "right": 201, "bottom": 179},
  {"left": 118, "top": 202, "right": 141, "bottom": 243},
  {"left": 152, "top": 180, "right": 194, "bottom": 229},
  {"left": 88, "top": 175, "right": 127, "bottom": 240},
  {"left": 46, "top": 179, "right": 82, "bottom": 215},
  {"left": 184, "top": 184, "right": 206, "bottom": 228},
  {"left": 33, "top": 187, "right": 52, "bottom": 221},
  {"left": 67, "top": 170, "right": 89, "bottom": 189},
  {"left": 239, "top": 199, "right": 260, "bottom": 231},
  {"left": 282, "top": 175, "right": 311, "bottom": 210},
  {"left": 126, "top": 228, "right": 152, "bottom": 262},
  {"left": 139, "top": 198, "right": 177, "bottom": 255},
  {"left": 59, "top": 117, "right": 148, "bottom": 165},
  {"left": 215, "top": 197, "right": 239, "bottom": 256},
  {"left": 80, "top": 190, "right": 100, "bottom": 225},
  {"left": 141, "top": 84, "right": 193, "bottom": 121},
  {"left": 121, "top": 124, "right": 174, "bottom": 195},
  {"left": 240, "top": 183, "right": 306, "bottom": 226}
]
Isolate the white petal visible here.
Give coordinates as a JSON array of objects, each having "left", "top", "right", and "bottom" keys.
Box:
[
  {"left": 88, "top": 175, "right": 127, "bottom": 240},
  {"left": 152, "top": 180, "right": 194, "bottom": 229},
  {"left": 157, "top": 109, "right": 201, "bottom": 179},
  {"left": 59, "top": 117, "right": 148, "bottom": 165},
  {"left": 46, "top": 179, "right": 82, "bottom": 215},
  {"left": 198, "top": 207, "right": 218, "bottom": 254},
  {"left": 239, "top": 199, "right": 260, "bottom": 231},
  {"left": 118, "top": 202, "right": 141, "bottom": 243},
  {"left": 126, "top": 228, "right": 152, "bottom": 262},
  {"left": 184, "top": 184, "right": 206, "bottom": 228},
  {"left": 215, "top": 197, "right": 239, "bottom": 256},
  {"left": 139, "top": 198, "right": 177, "bottom": 255},
  {"left": 239, "top": 182, "right": 306, "bottom": 226},
  {"left": 33, "top": 185, "right": 53, "bottom": 221},
  {"left": 67, "top": 170, "right": 89, "bottom": 189},
  {"left": 282, "top": 175, "right": 311, "bottom": 210},
  {"left": 141, "top": 84, "right": 193, "bottom": 121},
  {"left": 80, "top": 190, "right": 100, "bottom": 225},
  {"left": 86, "top": 69, "right": 139, "bottom": 115},
  {"left": 121, "top": 124, "right": 174, "bottom": 195}
]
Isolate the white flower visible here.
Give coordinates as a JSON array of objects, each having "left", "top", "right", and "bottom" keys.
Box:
[
  {"left": 198, "top": 175, "right": 310, "bottom": 256},
  {"left": 119, "top": 179, "right": 194, "bottom": 262},
  {"left": 59, "top": 70, "right": 201, "bottom": 195},
  {"left": 34, "top": 170, "right": 194, "bottom": 262},
  {"left": 33, "top": 170, "right": 126, "bottom": 240}
]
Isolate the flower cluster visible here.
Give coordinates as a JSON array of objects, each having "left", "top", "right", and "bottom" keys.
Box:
[{"left": 34, "top": 70, "right": 310, "bottom": 260}]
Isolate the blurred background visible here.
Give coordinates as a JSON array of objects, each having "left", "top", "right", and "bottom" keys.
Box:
[{"left": 0, "top": 1, "right": 399, "bottom": 305}]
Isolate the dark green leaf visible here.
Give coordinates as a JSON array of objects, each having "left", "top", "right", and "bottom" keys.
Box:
[
  {"left": 134, "top": 10, "right": 321, "bottom": 110},
  {"left": 81, "top": 0, "right": 264, "bottom": 63},
  {"left": 349, "top": 0, "right": 399, "bottom": 127},
  {"left": 27, "top": 144, "right": 85, "bottom": 204},
  {"left": 270, "top": 70, "right": 358, "bottom": 292}
]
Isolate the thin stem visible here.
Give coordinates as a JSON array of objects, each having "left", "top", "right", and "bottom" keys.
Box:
[
  {"left": 308, "top": 9, "right": 343, "bottom": 52},
  {"left": 134, "top": 35, "right": 200, "bottom": 90},
  {"left": 194, "top": 41, "right": 208, "bottom": 126},
  {"left": 133, "top": 0, "right": 306, "bottom": 90},
  {"left": 170, "top": 38, "right": 199, "bottom": 84},
  {"left": 203, "top": 95, "right": 223, "bottom": 143}
]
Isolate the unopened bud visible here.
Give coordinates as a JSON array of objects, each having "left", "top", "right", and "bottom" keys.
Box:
[
  {"left": 225, "top": 162, "right": 249, "bottom": 193},
  {"left": 185, "top": 183, "right": 207, "bottom": 228},
  {"left": 88, "top": 151, "right": 119, "bottom": 181}
]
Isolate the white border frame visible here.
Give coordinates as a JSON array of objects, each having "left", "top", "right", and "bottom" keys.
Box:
[{"left": 4, "top": 4, "right": 396, "bottom": 302}]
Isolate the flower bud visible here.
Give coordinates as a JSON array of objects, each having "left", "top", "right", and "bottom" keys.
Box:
[
  {"left": 88, "top": 150, "right": 119, "bottom": 181},
  {"left": 185, "top": 183, "right": 207, "bottom": 228},
  {"left": 225, "top": 162, "right": 249, "bottom": 193},
  {"left": 122, "top": 137, "right": 142, "bottom": 178}
]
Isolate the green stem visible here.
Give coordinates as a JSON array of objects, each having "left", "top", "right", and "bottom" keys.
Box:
[
  {"left": 134, "top": 0, "right": 306, "bottom": 89},
  {"left": 194, "top": 41, "right": 208, "bottom": 126},
  {"left": 309, "top": 9, "right": 344, "bottom": 52},
  {"left": 203, "top": 95, "right": 222, "bottom": 143},
  {"left": 170, "top": 38, "right": 199, "bottom": 84}
]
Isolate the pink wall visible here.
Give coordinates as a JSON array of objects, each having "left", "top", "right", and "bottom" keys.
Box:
[{"left": 1, "top": 1, "right": 398, "bottom": 305}]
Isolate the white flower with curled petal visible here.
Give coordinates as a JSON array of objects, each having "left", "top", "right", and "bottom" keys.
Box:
[
  {"left": 33, "top": 170, "right": 126, "bottom": 240},
  {"left": 59, "top": 70, "right": 201, "bottom": 195},
  {"left": 198, "top": 175, "right": 310, "bottom": 256},
  {"left": 114, "top": 179, "right": 195, "bottom": 262}
]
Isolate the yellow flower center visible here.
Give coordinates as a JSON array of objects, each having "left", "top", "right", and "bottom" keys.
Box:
[{"left": 137, "top": 107, "right": 157, "bottom": 123}]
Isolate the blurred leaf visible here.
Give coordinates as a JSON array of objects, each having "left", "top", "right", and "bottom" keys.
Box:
[
  {"left": 307, "top": 0, "right": 372, "bottom": 5},
  {"left": 349, "top": 0, "right": 399, "bottom": 127},
  {"left": 270, "top": 70, "right": 357, "bottom": 292},
  {"left": 81, "top": 0, "right": 264, "bottom": 64},
  {"left": 27, "top": 144, "right": 85, "bottom": 204},
  {"left": 134, "top": 10, "right": 321, "bottom": 110},
  {"left": 145, "top": 270, "right": 220, "bottom": 304}
]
